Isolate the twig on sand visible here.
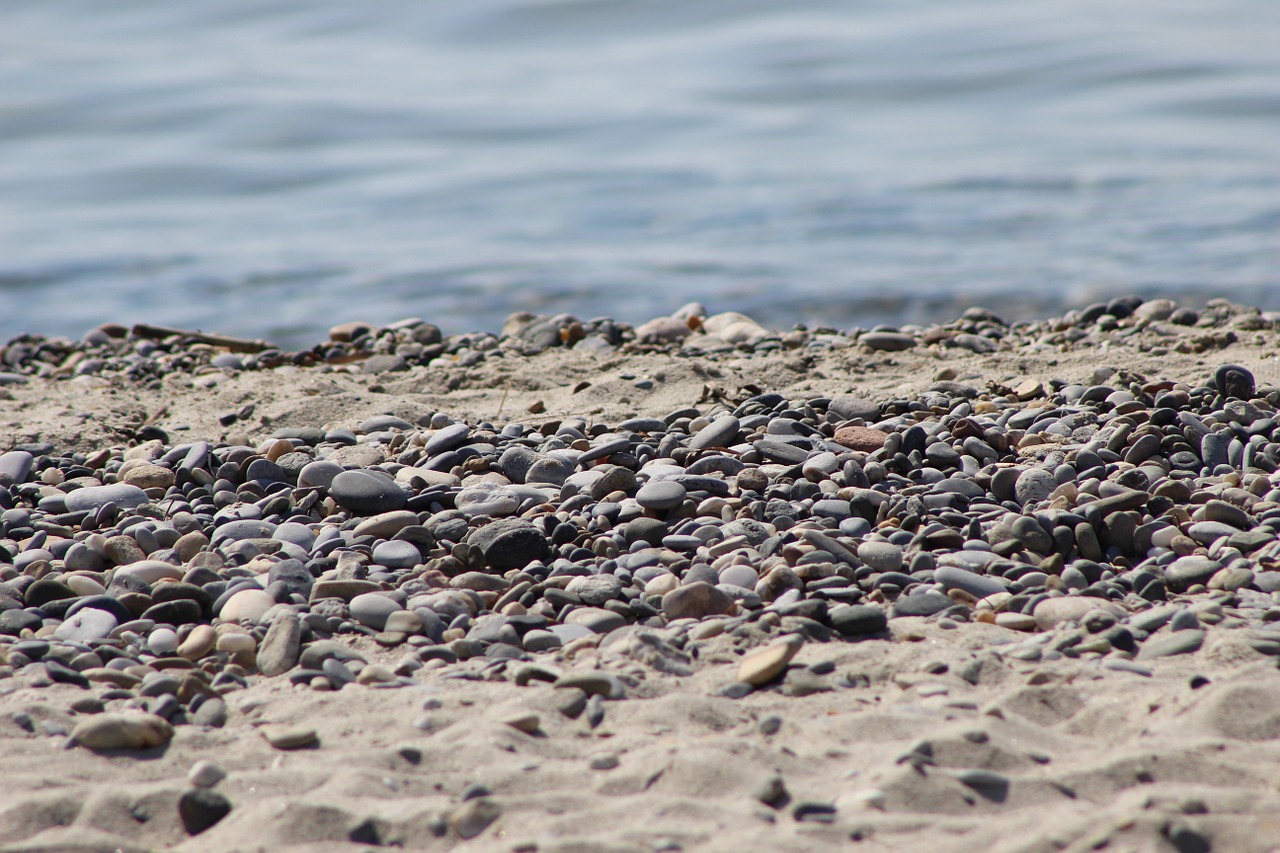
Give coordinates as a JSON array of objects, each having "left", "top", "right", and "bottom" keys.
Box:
[
  {"left": 496, "top": 387, "right": 510, "bottom": 422},
  {"left": 130, "top": 323, "right": 274, "bottom": 353}
]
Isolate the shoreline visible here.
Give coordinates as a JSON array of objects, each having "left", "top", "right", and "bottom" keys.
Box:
[{"left": 3, "top": 296, "right": 1280, "bottom": 852}]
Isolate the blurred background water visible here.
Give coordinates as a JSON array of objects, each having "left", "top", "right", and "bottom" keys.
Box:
[{"left": 2, "top": 0, "right": 1277, "bottom": 349}]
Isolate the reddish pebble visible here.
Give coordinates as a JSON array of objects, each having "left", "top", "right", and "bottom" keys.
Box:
[{"left": 833, "top": 426, "right": 889, "bottom": 452}]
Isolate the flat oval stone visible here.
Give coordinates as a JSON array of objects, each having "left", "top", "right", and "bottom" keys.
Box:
[
  {"left": 219, "top": 589, "right": 276, "bottom": 624},
  {"left": 1014, "top": 469, "right": 1057, "bottom": 506},
  {"left": 662, "top": 581, "right": 735, "bottom": 620},
  {"left": 1165, "top": 556, "right": 1222, "bottom": 593},
  {"left": 423, "top": 423, "right": 471, "bottom": 455},
  {"left": 636, "top": 480, "right": 687, "bottom": 511},
  {"left": 833, "top": 426, "right": 889, "bottom": 452},
  {"left": 830, "top": 604, "right": 888, "bottom": 636},
  {"left": 54, "top": 608, "right": 118, "bottom": 642},
  {"left": 469, "top": 518, "right": 551, "bottom": 571},
  {"left": 857, "top": 541, "right": 903, "bottom": 573},
  {"left": 689, "top": 416, "right": 741, "bottom": 450},
  {"left": 297, "top": 460, "right": 343, "bottom": 490},
  {"left": 114, "top": 560, "right": 184, "bottom": 585},
  {"left": 350, "top": 592, "right": 404, "bottom": 631},
  {"left": 330, "top": 469, "right": 407, "bottom": 516},
  {"left": 934, "top": 566, "right": 1008, "bottom": 599},
  {"left": 372, "top": 539, "right": 421, "bottom": 569},
  {"left": 456, "top": 483, "right": 520, "bottom": 518},
  {"left": 72, "top": 713, "right": 173, "bottom": 751},
  {"left": 64, "top": 484, "right": 149, "bottom": 513},
  {"left": 738, "top": 634, "right": 804, "bottom": 686},
  {"left": 860, "top": 331, "right": 916, "bottom": 351}
]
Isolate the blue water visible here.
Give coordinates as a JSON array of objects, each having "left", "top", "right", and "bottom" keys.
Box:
[{"left": 3, "top": 0, "right": 1278, "bottom": 348}]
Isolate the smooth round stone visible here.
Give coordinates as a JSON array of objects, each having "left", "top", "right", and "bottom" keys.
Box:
[
  {"left": 257, "top": 612, "right": 303, "bottom": 676},
  {"left": 187, "top": 760, "right": 227, "bottom": 789},
  {"left": 719, "top": 564, "right": 759, "bottom": 589},
  {"left": 298, "top": 460, "right": 344, "bottom": 490},
  {"left": 423, "top": 423, "right": 471, "bottom": 455},
  {"left": 64, "top": 483, "right": 149, "bottom": 513},
  {"left": 1033, "top": 597, "right": 1116, "bottom": 630},
  {"left": 839, "top": 518, "right": 872, "bottom": 538},
  {"left": 179, "top": 788, "right": 233, "bottom": 835},
  {"left": 147, "top": 628, "right": 180, "bottom": 656},
  {"left": 662, "top": 581, "right": 736, "bottom": 620},
  {"left": 330, "top": 469, "right": 407, "bottom": 515},
  {"left": 566, "top": 575, "right": 625, "bottom": 606},
  {"left": 829, "top": 604, "right": 888, "bottom": 636},
  {"left": 384, "top": 609, "right": 423, "bottom": 634},
  {"left": 688, "top": 416, "right": 741, "bottom": 450},
  {"left": 890, "top": 589, "right": 952, "bottom": 617},
  {"left": 353, "top": 510, "right": 419, "bottom": 539},
  {"left": 122, "top": 463, "right": 175, "bottom": 490},
  {"left": 456, "top": 483, "right": 520, "bottom": 518},
  {"left": 812, "top": 499, "right": 852, "bottom": 520},
  {"left": 1138, "top": 629, "right": 1205, "bottom": 659},
  {"left": 828, "top": 396, "right": 881, "bottom": 422},
  {"left": 71, "top": 713, "right": 173, "bottom": 751},
  {"left": 738, "top": 634, "right": 804, "bottom": 686},
  {"left": 54, "top": 608, "right": 118, "bottom": 642},
  {"left": 861, "top": 331, "right": 916, "bottom": 351},
  {"left": 563, "top": 607, "right": 627, "bottom": 634},
  {"left": 65, "top": 573, "right": 108, "bottom": 596},
  {"left": 1187, "top": 522, "right": 1236, "bottom": 546},
  {"left": 0, "top": 450, "right": 34, "bottom": 485},
  {"left": 995, "top": 612, "right": 1038, "bottom": 632},
  {"left": 372, "top": 540, "right": 422, "bottom": 569},
  {"left": 219, "top": 589, "right": 277, "bottom": 624},
  {"left": 934, "top": 566, "right": 1008, "bottom": 599},
  {"left": 273, "top": 522, "right": 317, "bottom": 550},
  {"left": 217, "top": 632, "right": 257, "bottom": 662},
  {"left": 211, "top": 519, "right": 277, "bottom": 544},
  {"left": 470, "top": 518, "right": 551, "bottom": 571},
  {"left": 178, "top": 625, "right": 217, "bottom": 660},
  {"left": 1165, "top": 556, "right": 1223, "bottom": 593},
  {"left": 858, "top": 541, "right": 903, "bottom": 573},
  {"left": 526, "top": 457, "right": 574, "bottom": 486},
  {"left": 260, "top": 725, "right": 318, "bottom": 750},
  {"left": 636, "top": 480, "right": 687, "bottom": 512},
  {"left": 350, "top": 593, "right": 405, "bottom": 631},
  {"left": 114, "top": 560, "right": 184, "bottom": 585},
  {"left": 833, "top": 426, "right": 890, "bottom": 452},
  {"left": 1014, "top": 469, "right": 1057, "bottom": 506}
]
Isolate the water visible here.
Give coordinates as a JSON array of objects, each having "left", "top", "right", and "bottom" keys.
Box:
[{"left": 3, "top": 0, "right": 1278, "bottom": 349}]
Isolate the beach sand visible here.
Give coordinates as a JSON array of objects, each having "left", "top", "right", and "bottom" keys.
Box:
[{"left": 3, "top": 301, "right": 1280, "bottom": 852}]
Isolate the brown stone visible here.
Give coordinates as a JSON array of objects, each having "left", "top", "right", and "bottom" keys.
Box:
[
  {"left": 833, "top": 426, "right": 889, "bottom": 452},
  {"left": 661, "top": 581, "right": 736, "bottom": 620}
]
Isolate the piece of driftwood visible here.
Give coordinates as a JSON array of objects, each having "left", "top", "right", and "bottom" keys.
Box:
[{"left": 130, "top": 323, "right": 275, "bottom": 353}]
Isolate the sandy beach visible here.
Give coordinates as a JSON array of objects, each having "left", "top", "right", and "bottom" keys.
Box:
[{"left": 4, "top": 299, "right": 1280, "bottom": 853}]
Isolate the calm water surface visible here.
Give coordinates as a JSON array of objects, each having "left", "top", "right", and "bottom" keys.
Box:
[{"left": 2, "top": 0, "right": 1278, "bottom": 347}]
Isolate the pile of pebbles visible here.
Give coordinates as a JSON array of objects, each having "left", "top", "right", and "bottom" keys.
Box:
[
  {"left": 4, "top": 297, "right": 1280, "bottom": 747},
  {"left": 1, "top": 295, "right": 1274, "bottom": 391}
]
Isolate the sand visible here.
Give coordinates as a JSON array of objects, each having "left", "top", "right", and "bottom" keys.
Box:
[{"left": 3, "top": 308, "right": 1280, "bottom": 852}]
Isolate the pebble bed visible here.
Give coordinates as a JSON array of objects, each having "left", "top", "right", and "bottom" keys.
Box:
[{"left": 3, "top": 296, "right": 1280, "bottom": 837}]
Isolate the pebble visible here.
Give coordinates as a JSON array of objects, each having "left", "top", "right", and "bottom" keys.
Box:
[
  {"left": 636, "top": 480, "right": 687, "bottom": 511},
  {"left": 71, "top": 713, "right": 174, "bottom": 751},
  {"left": 219, "top": 589, "right": 277, "bottom": 624},
  {"left": 662, "top": 582, "right": 736, "bottom": 620},
  {"left": 349, "top": 593, "right": 404, "bottom": 631},
  {"left": 187, "top": 760, "right": 228, "bottom": 788},
  {"left": 0, "top": 303, "right": 1274, "bottom": 757},
  {"left": 260, "top": 725, "right": 318, "bottom": 750},
  {"left": 330, "top": 469, "right": 407, "bottom": 515},
  {"left": 738, "top": 634, "right": 804, "bottom": 687},
  {"left": 179, "top": 788, "right": 233, "bottom": 835}
]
